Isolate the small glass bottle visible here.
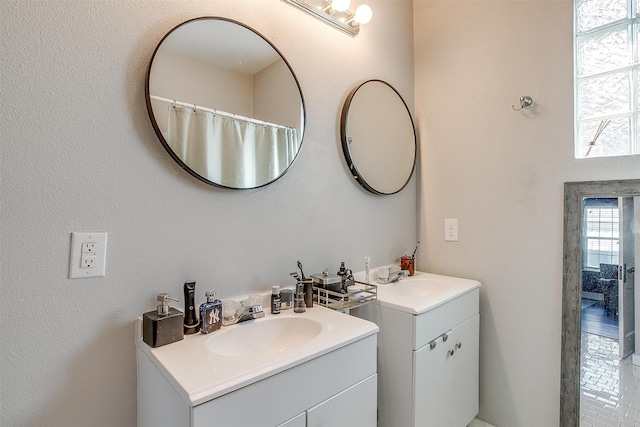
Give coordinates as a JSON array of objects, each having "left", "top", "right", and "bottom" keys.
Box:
[
  {"left": 199, "top": 291, "right": 222, "bottom": 334},
  {"left": 271, "top": 286, "right": 281, "bottom": 314}
]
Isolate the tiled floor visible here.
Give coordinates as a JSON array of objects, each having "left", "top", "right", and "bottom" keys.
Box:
[{"left": 580, "top": 332, "right": 640, "bottom": 427}]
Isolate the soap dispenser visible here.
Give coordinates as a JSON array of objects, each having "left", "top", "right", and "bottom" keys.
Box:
[{"left": 142, "top": 293, "right": 184, "bottom": 348}]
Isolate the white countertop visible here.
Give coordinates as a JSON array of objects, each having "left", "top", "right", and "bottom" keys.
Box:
[
  {"left": 136, "top": 305, "right": 378, "bottom": 406},
  {"left": 373, "top": 271, "right": 481, "bottom": 315}
]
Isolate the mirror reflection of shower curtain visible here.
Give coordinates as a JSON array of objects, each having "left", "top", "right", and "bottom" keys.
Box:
[{"left": 167, "top": 105, "right": 298, "bottom": 188}]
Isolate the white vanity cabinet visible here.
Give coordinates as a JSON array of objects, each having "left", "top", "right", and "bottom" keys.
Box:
[
  {"left": 352, "top": 277, "right": 480, "bottom": 427},
  {"left": 136, "top": 308, "right": 378, "bottom": 427}
]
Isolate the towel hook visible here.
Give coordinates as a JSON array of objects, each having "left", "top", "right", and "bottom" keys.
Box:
[{"left": 512, "top": 96, "right": 535, "bottom": 111}]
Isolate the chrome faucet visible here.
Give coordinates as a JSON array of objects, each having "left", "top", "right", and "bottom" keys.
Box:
[
  {"left": 388, "top": 270, "right": 405, "bottom": 283},
  {"left": 237, "top": 296, "right": 265, "bottom": 323},
  {"left": 378, "top": 269, "right": 407, "bottom": 284}
]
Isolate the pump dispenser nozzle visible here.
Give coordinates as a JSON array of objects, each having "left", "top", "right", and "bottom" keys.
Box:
[{"left": 156, "top": 293, "right": 178, "bottom": 316}]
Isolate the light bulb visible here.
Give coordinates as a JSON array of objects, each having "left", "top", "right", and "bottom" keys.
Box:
[
  {"left": 354, "top": 4, "right": 372, "bottom": 24},
  {"left": 331, "top": 0, "right": 351, "bottom": 12}
]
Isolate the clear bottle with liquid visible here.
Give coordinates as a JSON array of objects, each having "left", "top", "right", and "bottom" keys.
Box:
[{"left": 294, "top": 282, "right": 306, "bottom": 313}]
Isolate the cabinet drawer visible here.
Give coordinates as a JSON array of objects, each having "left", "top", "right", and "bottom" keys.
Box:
[
  {"left": 192, "top": 334, "right": 377, "bottom": 426},
  {"left": 307, "top": 374, "right": 377, "bottom": 427},
  {"left": 413, "top": 288, "right": 479, "bottom": 350}
]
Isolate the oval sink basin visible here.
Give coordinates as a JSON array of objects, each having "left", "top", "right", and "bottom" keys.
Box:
[
  {"left": 207, "top": 316, "right": 323, "bottom": 357},
  {"left": 384, "top": 279, "right": 450, "bottom": 297}
]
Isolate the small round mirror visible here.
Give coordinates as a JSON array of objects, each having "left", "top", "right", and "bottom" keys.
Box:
[
  {"left": 341, "top": 80, "right": 416, "bottom": 195},
  {"left": 146, "top": 17, "right": 305, "bottom": 189}
]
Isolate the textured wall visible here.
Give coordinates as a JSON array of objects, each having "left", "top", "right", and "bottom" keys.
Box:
[
  {"left": 414, "top": 1, "right": 639, "bottom": 426},
  {"left": 0, "top": 1, "right": 415, "bottom": 425}
]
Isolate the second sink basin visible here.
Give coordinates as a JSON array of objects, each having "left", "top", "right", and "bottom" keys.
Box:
[
  {"left": 207, "top": 316, "right": 323, "bottom": 357},
  {"left": 384, "top": 278, "right": 450, "bottom": 297},
  {"left": 375, "top": 271, "right": 481, "bottom": 314}
]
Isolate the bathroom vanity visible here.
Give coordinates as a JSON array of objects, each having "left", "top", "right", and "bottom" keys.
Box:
[
  {"left": 352, "top": 271, "right": 480, "bottom": 427},
  {"left": 136, "top": 306, "right": 378, "bottom": 427}
]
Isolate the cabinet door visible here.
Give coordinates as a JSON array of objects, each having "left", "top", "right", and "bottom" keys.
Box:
[
  {"left": 451, "top": 314, "right": 479, "bottom": 426},
  {"left": 414, "top": 330, "right": 453, "bottom": 426},
  {"left": 414, "top": 315, "right": 479, "bottom": 427},
  {"left": 306, "top": 374, "right": 377, "bottom": 427}
]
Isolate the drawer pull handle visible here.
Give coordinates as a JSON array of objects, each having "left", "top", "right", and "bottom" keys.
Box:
[
  {"left": 429, "top": 340, "right": 437, "bottom": 350},
  {"left": 448, "top": 349, "right": 455, "bottom": 356},
  {"left": 456, "top": 342, "right": 462, "bottom": 349},
  {"left": 442, "top": 333, "right": 449, "bottom": 342}
]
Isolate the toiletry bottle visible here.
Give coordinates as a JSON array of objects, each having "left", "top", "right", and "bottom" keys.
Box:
[
  {"left": 365, "top": 256, "right": 370, "bottom": 283},
  {"left": 337, "top": 262, "right": 348, "bottom": 294},
  {"left": 142, "top": 293, "right": 184, "bottom": 348},
  {"left": 304, "top": 280, "right": 313, "bottom": 308},
  {"left": 271, "top": 286, "right": 281, "bottom": 314},
  {"left": 183, "top": 281, "right": 200, "bottom": 334},
  {"left": 280, "top": 289, "right": 293, "bottom": 309},
  {"left": 294, "top": 282, "right": 306, "bottom": 313},
  {"left": 199, "top": 291, "right": 222, "bottom": 334}
]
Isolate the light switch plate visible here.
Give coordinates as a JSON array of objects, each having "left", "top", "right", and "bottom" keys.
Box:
[
  {"left": 69, "top": 232, "right": 107, "bottom": 279},
  {"left": 445, "top": 219, "right": 459, "bottom": 242}
]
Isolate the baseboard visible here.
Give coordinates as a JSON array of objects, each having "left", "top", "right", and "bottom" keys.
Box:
[
  {"left": 633, "top": 353, "right": 640, "bottom": 367},
  {"left": 468, "top": 418, "right": 496, "bottom": 427}
]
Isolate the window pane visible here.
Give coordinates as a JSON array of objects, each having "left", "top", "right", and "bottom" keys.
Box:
[
  {"left": 576, "top": 0, "right": 628, "bottom": 33},
  {"left": 637, "top": 115, "right": 640, "bottom": 151},
  {"left": 637, "top": 23, "right": 640, "bottom": 63},
  {"left": 578, "top": 26, "right": 630, "bottom": 76},
  {"left": 578, "top": 117, "right": 631, "bottom": 157},
  {"left": 578, "top": 72, "right": 630, "bottom": 119}
]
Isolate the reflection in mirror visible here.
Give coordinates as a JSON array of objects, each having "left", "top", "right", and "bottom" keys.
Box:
[
  {"left": 561, "top": 179, "right": 640, "bottom": 427},
  {"left": 341, "top": 80, "right": 416, "bottom": 195},
  {"left": 146, "top": 17, "right": 305, "bottom": 189}
]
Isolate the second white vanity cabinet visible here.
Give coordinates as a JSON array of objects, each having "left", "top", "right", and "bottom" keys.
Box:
[{"left": 352, "top": 272, "right": 480, "bottom": 427}]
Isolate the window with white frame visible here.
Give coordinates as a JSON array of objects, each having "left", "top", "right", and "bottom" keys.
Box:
[
  {"left": 583, "top": 198, "right": 620, "bottom": 269},
  {"left": 574, "top": 0, "right": 640, "bottom": 158}
]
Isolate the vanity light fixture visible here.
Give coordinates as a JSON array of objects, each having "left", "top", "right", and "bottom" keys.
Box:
[{"left": 282, "top": 0, "right": 372, "bottom": 37}]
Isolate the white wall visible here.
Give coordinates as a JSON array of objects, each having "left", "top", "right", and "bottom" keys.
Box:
[
  {"left": 0, "top": 1, "right": 415, "bottom": 425},
  {"left": 152, "top": 48, "right": 255, "bottom": 116},
  {"left": 415, "top": 1, "right": 639, "bottom": 426},
  {"left": 254, "top": 59, "right": 303, "bottom": 131}
]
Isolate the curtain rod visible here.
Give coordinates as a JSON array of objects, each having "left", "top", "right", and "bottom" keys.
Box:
[{"left": 150, "top": 95, "right": 291, "bottom": 130}]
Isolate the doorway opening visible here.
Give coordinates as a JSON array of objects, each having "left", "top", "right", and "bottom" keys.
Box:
[
  {"left": 579, "top": 196, "right": 636, "bottom": 358},
  {"left": 580, "top": 198, "right": 620, "bottom": 340},
  {"left": 579, "top": 196, "right": 638, "bottom": 426}
]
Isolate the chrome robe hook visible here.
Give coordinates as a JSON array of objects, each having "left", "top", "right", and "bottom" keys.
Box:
[{"left": 512, "top": 96, "right": 535, "bottom": 111}]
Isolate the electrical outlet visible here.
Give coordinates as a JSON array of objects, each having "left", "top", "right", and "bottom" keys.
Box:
[
  {"left": 445, "top": 219, "right": 459, "bottom": 242},
  {"left": 81, "top": 255, "right": 96, "bottom": 268},
  {"left": 69, "top": 232, "right": 107, "bottom": 279},
  {"left": 81, "top": 242, "right": 96, "bottom": 254}
]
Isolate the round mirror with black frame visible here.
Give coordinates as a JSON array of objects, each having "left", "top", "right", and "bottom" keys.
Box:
[
  {"left": 341, "top": 80, "right": 416, "bottom": 195},
  {"left": 145, "top": 17, "right": 306, "bottom": 190}
]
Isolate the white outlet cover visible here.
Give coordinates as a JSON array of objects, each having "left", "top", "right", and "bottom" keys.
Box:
[
  {"left": 69, "top": 232, "right": 107, "bottom": 279},
  {"left": 444, "top": 219, "right": 459, "bottom": 242}
]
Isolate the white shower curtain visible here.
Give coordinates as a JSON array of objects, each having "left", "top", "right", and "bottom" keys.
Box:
[{"left": 167, "top": 105, "right": 298, "bottom": 188}]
